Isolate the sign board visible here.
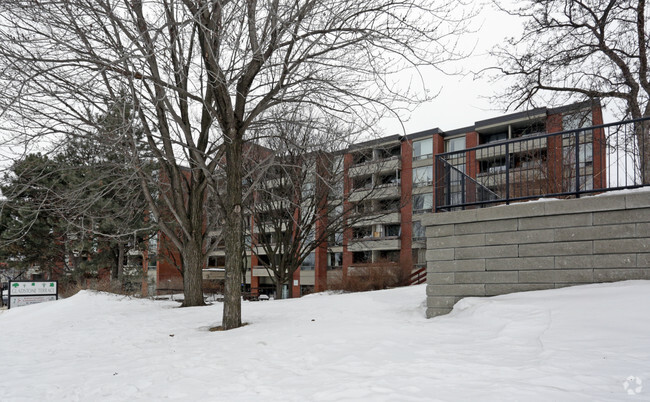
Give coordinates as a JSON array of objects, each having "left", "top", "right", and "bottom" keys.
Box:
[
  {"left": 9, "top": 295, "right": 57, "bottom": 308},
  {"left": 8, "top": 281, "right": 58, "bottom": 309}
]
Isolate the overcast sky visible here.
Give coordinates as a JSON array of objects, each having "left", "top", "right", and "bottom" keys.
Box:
[
  {"left": 377, "top": 2, "right": 522, "bottom": 136},
  {"left": 377, "top": 1, "right": 616, "bottom": 137}
]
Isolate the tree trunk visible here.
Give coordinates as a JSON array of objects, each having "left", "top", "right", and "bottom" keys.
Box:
[
  {"left": 141, "top": 248, "right": 149, "bottom": 298},
  {"left": 111, "top": 256, "right": 118, "bottom": 281},
  {"left": 180, "top": 237, "right": 205, "bottom": 307},
  {"left": 222, "top": 128, "right": 243, "bottom": 329},
  {"left": 117, "top": 242, "right": 125, "bottom": 284},
  {"left": 275, "top": 276, "right": 284, "bottom": 300},
  {"left": 180, "top": 179, "right": 208, "bottom": 306}
]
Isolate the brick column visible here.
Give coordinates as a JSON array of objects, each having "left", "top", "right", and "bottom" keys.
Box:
[
  {"left": 465, "top": 132, "right": 479, "bottom": 207},
  {"left": 591, "top": 104, "right": 607, "bottom": 189},
  {"left": 250, "top": 254, "right": 259, "bottom": 297},
  {"left": 314, "top": 153, "right": 330, "bottom": 292},
  {"left": 314, "top": 212, "right": 328, "bottom": 292},
  {"left": 546, "top": 113, "right": 564, "bottom": 194},
  {"left": 290, "top": 269, "right": 300, "bottom": 297},
  {"left": 342, "top": 153, "right": 353, "bottom": 278},
  {"left": 432, "top": 133, "right": 445, "bottom": 212},
  {"left": 400, "top": 139, "right": 413, "bottom": 279}
]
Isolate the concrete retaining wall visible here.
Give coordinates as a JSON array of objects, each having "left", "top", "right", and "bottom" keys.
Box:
[{"left": 423, "top": 190, "right": 650, "bottom": 318}]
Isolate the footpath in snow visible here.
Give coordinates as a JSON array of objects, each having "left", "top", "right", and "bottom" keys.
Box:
[{"left": 0, "top": 280, "right": 649, "bottom": 401}]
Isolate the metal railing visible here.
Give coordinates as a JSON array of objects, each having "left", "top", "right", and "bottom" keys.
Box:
[{"left": 435, "top": 117, "right": 650, "bottom": 211}]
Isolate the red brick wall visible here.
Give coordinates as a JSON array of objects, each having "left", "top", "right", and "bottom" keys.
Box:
[
  {"left": 546, "top": 112, "right": 564, "bottom": 194},
  {"left": 400, "top": 139, "right": 413, "bottom": 278},
  {"left": 432, "top": 133, "right": 445, "bottom": 212},
  {"left": 592, "top": 104, "right": 607, "bottom": 189},
  {"left": 342, "top": 153, "right": 354, "bottom": 278}
]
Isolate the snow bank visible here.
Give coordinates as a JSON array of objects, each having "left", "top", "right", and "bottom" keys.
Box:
[{"left": 1, "top": 282, "right": 649, "bottom": 401}]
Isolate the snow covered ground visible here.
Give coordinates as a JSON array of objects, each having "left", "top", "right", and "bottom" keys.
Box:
[{"left": 1, "top": 281, "right": 649, "bottom": 401}]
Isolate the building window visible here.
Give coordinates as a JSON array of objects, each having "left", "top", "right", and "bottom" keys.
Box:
[
  {"left": 328, "top": 252, "right": 343, "bottom": 269},
  {"left": 413, "top": 166, "right": 433, "bottom": 187},
  {"left": 448, "top": 165, "right": 466, "bottom": 206},
  {"left": 413, "top": 138, "right": 433, "bottom": 160},
  {"left": 383, "top": 224, "right": 401, "bottom": 237},
  {"left": 353, "top": 150, "right": 373, "bottom": 165},
  {"left": 301, "top": 253, "right": 315, "bottom": 270},
  {"left": 353, "top": 175, "right": 372, "bottom": 190},
  {"left": 377, "top": 144, "right": 401, "bottom": 159},
  {"left": 412, "top": 221, "right": 425, "bottom": 239},
  {"left": 378, "top": 249, "right": 400, "bottom": 263},
  {"left": 412, "top": 193, "right": 433, "bottom": 213},
  {"left": 579, "top": 143, "right": 593, "bottom": 164},
  {"left": 445, "top": 136, "right": 466, "bottom": 152},
  {"left": 484, "top": 132, "right": 507, "bottom": 144},
  {"left": 329, "top": 230, "right": 343, "bottom": 246},
  {"left": 563, "top": 110, "right": 592, "bottom": 130},
  {"left": 354, "top": 200, "right": 373, "bottom": 214},
  {"left": 378, "top": 170, "right": 400, "bottom": 186},
  {"left": 378, "top": 197, "right": 400, "bottom": 212},
  {"left": 352, "top": 251, "right": 371, "bottom": 264},
  {"left": 353, "top": 226, "right": 372, "bottom": 239}
]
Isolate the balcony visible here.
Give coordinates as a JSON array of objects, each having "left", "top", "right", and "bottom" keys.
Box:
[
  {"left": 476, "top": 137, "right": 547, "bottom": 160},
  {"left": 349, "top": 156, "right": 401, "bottom": 177},
  {"left": 349, "top": 184, "right": 400, "bottom": 202},
  {"left": 348, "top": 237, "right": 401, "bottom": 251}
]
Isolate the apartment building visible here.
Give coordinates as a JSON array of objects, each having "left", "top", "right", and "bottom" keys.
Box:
[{"left": 156, "top": 100, "right": 605, "bottom": 297}]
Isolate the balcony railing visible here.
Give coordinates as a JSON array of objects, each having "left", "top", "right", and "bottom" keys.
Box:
[{"left": 435, "top": 117, "right": 650, "bottom": 211}]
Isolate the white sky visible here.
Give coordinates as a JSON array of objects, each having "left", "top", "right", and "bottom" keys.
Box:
[
  {"left": 378, "top": 2, "right": 523, "bottom": 136},
  {"left": 377, "top": 1, "right": 617, "bottom": 137}
]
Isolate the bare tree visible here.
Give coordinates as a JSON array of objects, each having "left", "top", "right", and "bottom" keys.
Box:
[
  {"left": 490, "top": 0, "right": 650, "bottom": 183},
  {"left": 0, "top": 0, "right": 469, "bottom": 329},
  {"left": 243, "top": 110, "right": 377, "bottom": 298},
  {"left": 0, "top": 102, "right": 156, "bottom": 291}
]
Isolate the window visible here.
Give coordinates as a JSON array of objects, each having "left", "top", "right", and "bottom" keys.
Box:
[
  {"left": 568, "top": 175, "right": 594, "bottom": 192},
  {"left": 353, "top": 226, "right": 372, "bottom": 239},
  {"left": 484, "top": 132, "right": 507, "bottom": 144},
  {"left": 354, "top": 200, "right": 373, "bottom": 214},
  {"left": 579, "top": 143, "right": 593, "bottom": 164},
  {"left": 413, "top": 138, "right": 433, "bottom": 160},
  {"left": 378, "top": 250, "right": 400, "bottom": 262},
  {"left": 383, "top": 224, "right": 401, "bottom": 237},
  {"left": 378, "top": 171, "right": 400, "bottom": 186},
  {"left": 377, "top": 144, "right": 401, "bottom": 159},
  {"left": 563, "top": 110, "right": 592, "bottom": 130},
  {"left": 412, "top": 193, "right": 433, "bottom": 213},
  {"left": 353, "top": 150, "right": 373, "bottom": 165},
  {"left": 448, "top": 165, "right": 466, "bottom": 206},
  {"left": 445, "top": 136, "right": 466, "bottom": 152},
  {"left": 513, "top": 122, "right": 545, "bottom": 138},
  {"left": 208, "top": 256, "right": 226, "bottom": 267},
  {"left": 352, "top": 251, "right": 371, "bottom": 264},
  {"left": 301, "top": 253, "right": 315, "bottom": 270},
  {"left": 353, "top": 175, "right": 372, "bottom": 190},
  {"left": 563, "top": 142, "right": 593, "bottom": 166},
  {"left": 329, "top": 230, "right": 343, "bottom": 246},
  {"left": 412, "top": 221, "right": 425, "bottom": 239},
  {"left": 328, "top": 252, "right": 343, "bottom": 269},
  {"left": 413, "top": 166, "right": 433, "bottom": 187},
  {"left": 302, "top": 182, "right": 315, "bottom": 198},
  {"left": 378, "top": 197, "right": 400, "bottom": 212}
]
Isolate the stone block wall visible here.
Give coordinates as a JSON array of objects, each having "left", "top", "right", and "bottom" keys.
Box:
[{"left": 423, "top": 190, "right": 650, "bottom": 318}]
